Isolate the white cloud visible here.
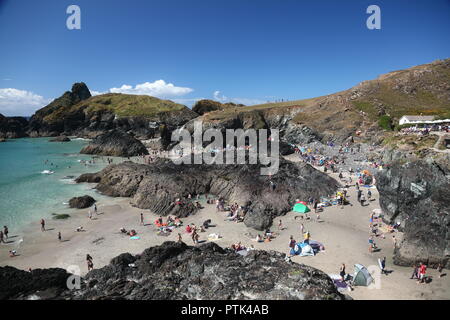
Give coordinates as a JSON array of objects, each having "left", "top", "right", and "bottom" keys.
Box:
[
  {"left": 213, "top": 90, "right": 265, "bottom": 106},
  {"left": 0, "top": 88, "right": 51, "bottom": 116},
  {"left": 90, "top": 90, "right": 104, "bottom": 96},
  {"left": 107, "top": 80, "right": 193, "bottom": 98}
]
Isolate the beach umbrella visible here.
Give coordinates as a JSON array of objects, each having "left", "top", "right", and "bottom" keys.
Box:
[{"left": 293, "top": 203, "right": 311, "bottom": 213}]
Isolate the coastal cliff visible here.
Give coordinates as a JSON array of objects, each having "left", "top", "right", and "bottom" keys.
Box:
[
  {"left": 376, "top": 157, "right": 450, "bottom": 268},
  {"left": 26, "top": 83, "right": 198, "bottom": 141},
  {"left": 0, "top": 113, "right": 28, "bottom": 139}
]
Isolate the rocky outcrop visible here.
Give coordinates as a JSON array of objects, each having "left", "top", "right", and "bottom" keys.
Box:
[
  {"left": 80, "top": 130, "right": 148, "bottom": 157},
  {"left": 376, "top": 157, "right": 450, "bottom": 268},
  {"left": 0, "top": 114, "right": 29, "bottom": 139},
  {"left": 68, "top": 195, "right": 96, "bottom": 209},
  {"left": 0, "top": 266, "right": 70, "bottom": 300},
  {"left": 0, "top": 242, "right": 343, "bottom": 300},
  {"left": 192, "top": 99, "right": 244, "bottom": 115},
  {"left": 49, "top": 135, "right": 71, "bottom": 142},
  {"left": 77, "top": 157, "right": 339, "bottom": 230},
  {"left": 26, "top": 83, "right": 199, "bottom": 144},
  {"left": 28, "top": 82, "right": 91, "bottom": 137}
]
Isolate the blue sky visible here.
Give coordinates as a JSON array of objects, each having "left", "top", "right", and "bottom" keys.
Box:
[{"left": 0, "top": 0, "right": 449, "bottom": 116}]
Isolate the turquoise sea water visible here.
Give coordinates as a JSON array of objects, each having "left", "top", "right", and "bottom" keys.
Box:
[{"left": 0, "top": 138, "right": 113, "bottom": 232}]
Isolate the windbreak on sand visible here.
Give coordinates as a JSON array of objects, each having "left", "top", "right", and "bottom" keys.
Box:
[{"left": 293, "top": 203, "right": 311, "bottom": 213}]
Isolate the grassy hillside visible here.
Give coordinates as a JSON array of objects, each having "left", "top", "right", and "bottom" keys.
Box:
[
  {"left": 43, "top": 93, "right": 189, "bottom": 122},
  {"left": 200, "top": 58, "right": 450, "bottom": 139}
]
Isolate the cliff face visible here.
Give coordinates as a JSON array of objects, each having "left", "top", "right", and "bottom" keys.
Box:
[
  {"left": 376, "top": 157, "right": 450, "bottom": 268},
  {"left": 26, "top": 83, "right": 198, "bottom": 140},
  {"left": 76, "top": 158, "right": 339, "bottom": 230},
  {"left": 0, "top": 242, "right": 344, "bottom": 300},
  {"left": 28, "top": 82, "right": 92, "bottom": 137},
  {"left": 0, "top": 113, "right": 29, "bottom": 138}
]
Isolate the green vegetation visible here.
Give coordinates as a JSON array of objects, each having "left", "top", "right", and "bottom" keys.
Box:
[
  {"left": 353, "top": 101, "right": 377, "bottom": 119},
  {"left": 44, "top": 93, "right": 187, "bottom": 123},
  {"left": 378, "top": 115, "right": 393, "bottom": 131}
]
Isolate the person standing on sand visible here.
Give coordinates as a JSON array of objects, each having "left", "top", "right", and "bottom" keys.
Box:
[
  {"left": 93, "top": 203, "right": 97, "bottom": 215},
  {"left": 392, "top": 235, "right": 397, "bottom": 249},
  {"left": 410, "top": 264, "right": 419, "bottom": 279},
  {"left": 87, "top": 254, "right": 94, "bottom": 272},
  {"left": 40, "top": 219, "right": 45, "bottom": 232},
  {"left": 300, "top": 223, "right": 304, "bottom": 235},
  {"left": 177, "top": 233, "right": 183, "bottom": 243},
  {"left": 3, "top": 226, "right": 8, "bottom": 239},
  {"left": 140, "top": 213, "right": 144, "bottom": 225},
  {"left": 380, "top": 257, "right": 387, "bottom": 275},
  {"left": 57, "top": 232, "right": 62, "bottom": 241},
  {"left": 340, "top": 263, "right": 346, "bottom": 282},
  {"left": 88, "top": 210, "right": 92, "bottom": 220},
  {"left": 418, "top": 262, "right": 427, "bottom": 284},
  {"left": 278, "top": 220, "right": 283, "bottom": 231}
]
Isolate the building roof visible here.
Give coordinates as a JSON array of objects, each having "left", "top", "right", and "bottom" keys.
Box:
[{"left": 401, "top": 115, "right": 435, "bottom": 121}]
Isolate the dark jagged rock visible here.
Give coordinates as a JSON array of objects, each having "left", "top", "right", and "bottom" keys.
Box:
[
  {"left": 74, "top": 242, "right": 343, "bottom": 300},
  {"left": 376, "top": 158, "right": 450, "bottom": 268},
  {"left": 68, "top": 195, "right": 96, "bottom": 209},
  {"left": 77, "top": 158, "right": 339, "bottom": 230},
  {"left": 75, "top": 172, "right": 102, "bottom": 184},
  {"left": 49, "top": 135, "right": 71, "bottom": 142},
  {"left": 192, "top": 99, "right": 244, "bottom": 115},
  {"left": 0, "top": 113, "right": 29, "bottom": 139},
  {"left": 28, "top": 82, "right": 91, "bottom": 137},
  {"left": 80, "top": 130, "right": 148, "bottom": 157},
  {"left": 0, "top": 266, "right": 70, "bottom": 300},
  {"left": 0, "top": 242, "right": 343, "bottom": 300}
]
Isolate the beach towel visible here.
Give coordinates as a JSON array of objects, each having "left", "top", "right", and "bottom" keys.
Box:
[
  {"left": 130, "top": 236, "right": 140, "bottom": 240},
  {"left": 207, "top": 233, "right": 221, "bottom": 241}
]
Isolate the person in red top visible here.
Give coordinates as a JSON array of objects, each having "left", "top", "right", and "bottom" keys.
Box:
[{"left": 417, "top": 262, "right": 427, "bottom": 284}]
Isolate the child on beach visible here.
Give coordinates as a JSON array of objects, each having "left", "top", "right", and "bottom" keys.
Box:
[
  {"left": 278, "top": 220, "right": 283, "bottom": 231},
  {"left": 40, "top": 219, "right": 45, "bottom": 231},
  {"left": 3, "top": 226, "right": 8, "bottom": 239}
]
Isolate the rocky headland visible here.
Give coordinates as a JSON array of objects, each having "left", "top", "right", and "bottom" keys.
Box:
[{"left": 0, "top": 241, "right": 344, "bottom": 300}]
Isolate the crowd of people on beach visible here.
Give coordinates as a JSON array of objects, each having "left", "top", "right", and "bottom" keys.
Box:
[{"left": 2, "top": 142, "right": 446, "bottom": 299}]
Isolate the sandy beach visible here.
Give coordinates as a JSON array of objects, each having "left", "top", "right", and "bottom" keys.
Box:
[{"left": 1, "top": 156, "right": 449, "bottom": 300}]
